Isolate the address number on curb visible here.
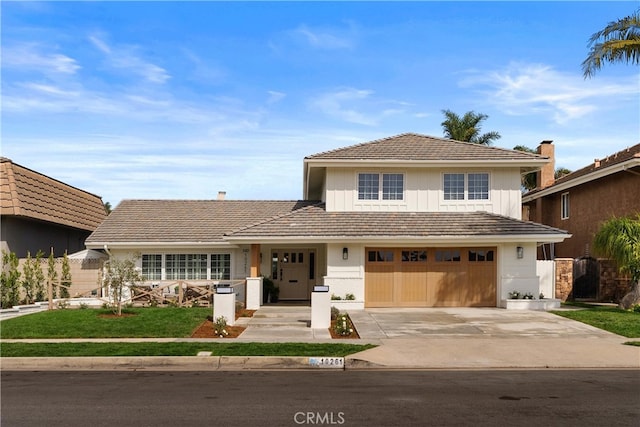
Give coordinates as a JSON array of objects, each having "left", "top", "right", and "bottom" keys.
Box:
[{"left": 309, "top": 357, "right": 344, "bottom": 368}]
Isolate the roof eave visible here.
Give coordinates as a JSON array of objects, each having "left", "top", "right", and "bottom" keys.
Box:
[
  {"left": 86, "top": 241, "right": 239, "bottom": 250},
  {"left": 523, "top": 158, "right": 640, "bottom": 202},
  {"left": 304, "top": 159, "right": 549, "bottom": 168}
]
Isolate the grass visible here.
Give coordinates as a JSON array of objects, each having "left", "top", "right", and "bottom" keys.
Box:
[
  {"left": 551, "top": 304, "right": 640, "bottom": 339},
  {"left": 0, "top": 307, "right": 377, "bottom": 357},
  {"left": 0, "top": 307, "right": 210, "bottom": 339},
  {"left": 0, "top": 342, "right": 376, "bottom": 357}
]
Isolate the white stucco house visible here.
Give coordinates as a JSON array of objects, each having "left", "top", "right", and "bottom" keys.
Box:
[{"left": 85, "top": 133, "right": 569, "bottom": 309}]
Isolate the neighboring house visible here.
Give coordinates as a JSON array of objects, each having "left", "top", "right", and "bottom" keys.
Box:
[
  {"left": 1, "top": 157, "right": 107, "bottom": 258},
  {"left": 86, "top": 133, "right": 569, "bottom": 309},
  {"left": 522, "top": 141, "right": 640, "bottom": 259}
]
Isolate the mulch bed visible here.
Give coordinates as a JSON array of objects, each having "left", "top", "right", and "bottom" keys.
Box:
[
  {"left": 190, "top": 309, "right": 256, "bottom": 338},
  {"left": 329, "top": 315, "right": 360, "bottom": 339}
]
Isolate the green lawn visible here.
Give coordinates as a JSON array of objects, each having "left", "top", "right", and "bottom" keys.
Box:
[
  {"left": 0, "top": 307, "right": 210, "bottom": 339},
  {"left": 0, "top": 342, "right": 375, "bottom": 357},
  {"left": 551, "top": 304, "right": 640, "bottom": 339}
]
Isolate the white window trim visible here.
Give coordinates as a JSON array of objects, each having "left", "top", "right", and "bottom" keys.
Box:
[
  {"left": 561, "top": 192, "right": 570, "bottom": 220},
  {"left": 441, "top": 172, "right": 491, "bottom": 201},
  {"left": 356, "top": 171, "right": 406, "bottom": 203}
]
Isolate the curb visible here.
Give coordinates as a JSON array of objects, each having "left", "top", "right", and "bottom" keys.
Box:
[{"left": 0, "top": 356, "right": 346, "bottom": 371}]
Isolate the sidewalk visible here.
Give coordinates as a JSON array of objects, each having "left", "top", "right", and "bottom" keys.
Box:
[{"left": 2, "top": 307, "right": 639, "bottom": 371}]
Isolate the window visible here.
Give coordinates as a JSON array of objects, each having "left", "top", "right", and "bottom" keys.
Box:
[
  {"left": 367, "top": 250, "right": 394, "bottom": 262},
  {"left": 142, "top": 254, "right": 162, "bottom": 280},
  {"left": 435, "top": 249, "right": 461, "bottom": 262},
  {"left": 561, "top": 192, "right": 570, "bottom": 220},
  {"left": 444, "top": 173, "right": 465, "bottom": 200},
  {"left": 358, "top": 173, "right": 379, "bottom": 200},
  {"left": 211, "top": 254, "right": 231, "bottom": 280},
  {"left": 358, "top": 173, "right": 404, "bottom": 201},
  {"left": 165, "top": 254, "right": 186, "bottom": 280},
  {"left": 382, "top": 173, "right": 404, "bottom": 200},
  {"left": 444, "top": 173, "right": 489, "bottom": 200},
  {"left": 468, "top": 173, "right": 489, "bottom": 200},
  {"left": 468, "top": 249, "right": 494, "bottom": 262},
  {"left": 187, "top": 254, "right": 207, "bottom": 280},
  {"left": 402, "top": 250, "right": 427, "bottom": 262}
]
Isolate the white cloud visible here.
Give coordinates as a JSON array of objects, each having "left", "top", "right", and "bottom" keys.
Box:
[
  {"left": 2, "top": 43, "right": 81, "bottom": 74},
  {"left": 310, "top": 88, "right": 377, "bottom": 125},
  {"left": 267, "top": 90, "right": 286, "bottom": 104},
  {"left": 88, "top": 34, "right": 170, "bottom": 84},
  {"left": 293, "top": 24, "right": 355, "bottom": 50},
  {"left": 460, "top": 62, "right": 638, "bottom": 125}
]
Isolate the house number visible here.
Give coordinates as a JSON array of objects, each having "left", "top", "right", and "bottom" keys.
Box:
[{"left": 309, "top": 357, "right": 344, "bottom": 368}]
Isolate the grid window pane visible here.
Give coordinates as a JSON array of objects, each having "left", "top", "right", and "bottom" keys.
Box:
[
  {"left": 142, "top": 254, "right": 162, "bottom": 280},
  {"left": 358, "top": 173, "right": 379, "bottom": 200},
  {"left": 166, "top": 254, "right": 186, "bottom": 280},
  {"left": 186, "top": 254, "right": 207, "bottom": 280},
  {"left": 211, "top": 254, "right": 231, "bottom": 280},
  {"left": 382, "top": 174, "right": 404, "bottom": 200},
  {"left": 444, "top": 173, "right": 465, "bottom": 200},
  {"left": 468, "top": 173, "right": 489, "bottom": 200}
]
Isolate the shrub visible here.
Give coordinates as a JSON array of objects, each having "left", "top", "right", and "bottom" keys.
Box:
[
  {"left": 333, "top": 312, "right": 354, "bottom": 337},
  {"left": 213, "top": 316, "right": 229, "bottom": 338}
]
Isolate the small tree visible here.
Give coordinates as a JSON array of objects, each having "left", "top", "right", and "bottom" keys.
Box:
[
  {"left": 21, "top": 251, "right": 36, "bottom": 304},
  {"left": 47, "top": 251, "right": 58, "bottom": 299},
  {"left": 100, "top": 255, "right": 143, "bottom": 316},
  {"left": 60, "top": 251, "right": 72, "bottom": 299},
  {"left": 593, "top": 214, "right": 640, "bottom": 309},
  {"left": 1, "top": 251, "right": 21, "bottom": 308},
  {"left": 34, "top": 250, "right": 46, "bottom": 302}
]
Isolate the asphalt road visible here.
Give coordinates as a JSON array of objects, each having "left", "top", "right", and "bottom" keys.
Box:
[{"left": 2, "top": 370, "right": 638, "bottom": 427}]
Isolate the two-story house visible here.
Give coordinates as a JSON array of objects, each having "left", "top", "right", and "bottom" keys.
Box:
[{"left": 86, "top": 133, "right": 569, "bottom": 309}]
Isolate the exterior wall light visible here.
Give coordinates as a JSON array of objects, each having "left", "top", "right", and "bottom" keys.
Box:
[
  {"left": 516, "top": 246, "right": 524, "bottom": 259},
  {"left": 342, "top": 247, "right": 349, "bottom": 260}
]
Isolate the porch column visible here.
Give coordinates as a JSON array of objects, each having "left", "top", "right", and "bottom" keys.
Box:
[{"left": 250, "top": 244, "right": 261, "bottom": 277}]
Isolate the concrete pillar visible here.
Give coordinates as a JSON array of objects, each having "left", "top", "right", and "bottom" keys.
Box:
[
  {"left": 213, "top": 291, "right": 236, "bottom": 326},
  {"left": 311, "top": 288, "right": 331, "bottom": 329},
  {"left": 246, "top": 276, "right": 263, "bottom": 310}
]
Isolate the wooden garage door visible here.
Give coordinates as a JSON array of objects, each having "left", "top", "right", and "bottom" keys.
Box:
[{"left": 365, "top": 247, "right": 496, "bottom": 307}]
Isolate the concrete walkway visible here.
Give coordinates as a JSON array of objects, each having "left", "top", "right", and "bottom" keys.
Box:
[{"left": 2, "top": 306, "right": 639, "bottom": 370}]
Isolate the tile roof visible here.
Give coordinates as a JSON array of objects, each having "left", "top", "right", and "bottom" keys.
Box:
[
  {"left": 1, "top": 158, "right": 107, "bottom": 232},
  {"left": 525, "top": 143, "right": 640, "bottom": 196},
  {"left": 226, "top": 203, "right": 568, "bottom": 240},
  {"left": 85, "top": 200, "right": 319, "bottom": 244},
  {"left": 305, "top": 133, "right": 547, "bottom": 162}
]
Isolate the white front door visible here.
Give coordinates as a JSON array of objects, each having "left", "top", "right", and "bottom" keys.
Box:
[{"left": 272, "top": 249, "right": 315, "bottom": 300}]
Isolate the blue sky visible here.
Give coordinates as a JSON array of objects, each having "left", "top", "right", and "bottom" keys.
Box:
[{"left": 2, "top": 1, "right": 639, "bottom": 207}]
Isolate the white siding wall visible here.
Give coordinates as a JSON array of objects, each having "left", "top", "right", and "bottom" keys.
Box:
[
  {"left": 498, "top": 242, "right": 540, "bottom": 304},
  {"left": 325, "top": 167, "right": 522, "bottom": 218},
  {"left": 323, "top": 243, "right": 365, "bottom": 307}
]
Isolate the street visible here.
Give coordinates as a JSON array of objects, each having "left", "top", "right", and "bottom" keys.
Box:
[{"left": 2, "top": 370, "right": 638, "bottom": 426}]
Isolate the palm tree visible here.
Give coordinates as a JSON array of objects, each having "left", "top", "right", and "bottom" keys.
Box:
[
  {"left": 593, "top": 214, "right": 640, "bottom": 309},
  {"left": 582, "top": 10, "right": 640, "bottom": 78},
  {"left": 440, "top": 110, "right": 501, "bottom": 145}
]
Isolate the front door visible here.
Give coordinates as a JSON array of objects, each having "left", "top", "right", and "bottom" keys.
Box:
[{"left": 272, "top": 250, "right": 314, "bottom": 300}]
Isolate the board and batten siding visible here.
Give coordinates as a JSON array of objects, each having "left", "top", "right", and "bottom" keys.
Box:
[{"left": 324, "top": 167, "right": 523, "bottom": 218}]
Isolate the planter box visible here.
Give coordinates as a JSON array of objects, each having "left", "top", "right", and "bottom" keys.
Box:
[
  {"left": 330, "top": 300, "right": 364, "bottom": 311},
  {"left": 502, "top": 298, "right": 561, "bottom": 310}
]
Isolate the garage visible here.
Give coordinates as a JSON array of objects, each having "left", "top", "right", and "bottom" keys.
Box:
[{"left": 365, "top": 247, "right": 497, "bottom": 307}]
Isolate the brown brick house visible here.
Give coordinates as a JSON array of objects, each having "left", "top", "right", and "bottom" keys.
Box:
[
  {"left": 522, "top": 142, "right": 640, "bottom": 259},
  {"left": 522, "top": 142, "right": 639, "bottom": 301},
  {"left": 1, "top": 158, "right": 107, "bottom": 257}
]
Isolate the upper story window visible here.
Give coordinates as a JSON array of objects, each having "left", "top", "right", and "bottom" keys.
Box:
[
  {"left": 561, "top": 192, "right": 570, "bottom": 220},
  {"left": 443, "top": 172, "right": 489, "bottom": 201},
  {"left": 358, "top": 173, "right": 404, "bottom": 201}
]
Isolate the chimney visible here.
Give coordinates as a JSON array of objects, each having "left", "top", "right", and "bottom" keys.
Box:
[
  {"left": 217, "top": 191, "right": 226, "bottom": 201},
  {"left": 536, "top": 140, "right": 555, "bottom": 189},
  {"left": 594, "top": 159, "right": 600, "bottom": 168}
]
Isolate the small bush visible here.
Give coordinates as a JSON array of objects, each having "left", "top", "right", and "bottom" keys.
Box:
[
  {"left": 213, "top": 316, "right": 229, "bottom": 338},
  {"left": 333, "top": 312, "right": 354, "bottom": 337}
]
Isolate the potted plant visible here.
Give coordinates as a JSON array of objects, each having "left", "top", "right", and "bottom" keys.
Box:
[{"left": 270, "top": 285, "right": 280, "bottom": 303}]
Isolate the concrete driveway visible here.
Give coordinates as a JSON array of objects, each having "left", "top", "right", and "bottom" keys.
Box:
[{"left": 349, "top": 307, "right": 615, "bottom": 339}]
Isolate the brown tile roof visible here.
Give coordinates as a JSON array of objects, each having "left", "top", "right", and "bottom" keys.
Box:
[
  {"left": 525, "top": 143, "right": 640, "bottom": 196},
  {"left": 226, "top": 204, "right": 568, "bottom": 239},
  {"left": 1, "top": 158, "right": 107, "bottom": 231},
  {"left": 85, "top": 200, "right": 319, "bottom": 244},
  {"left": 305, "top": 133, "right": 547, "bottom": 162}
]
